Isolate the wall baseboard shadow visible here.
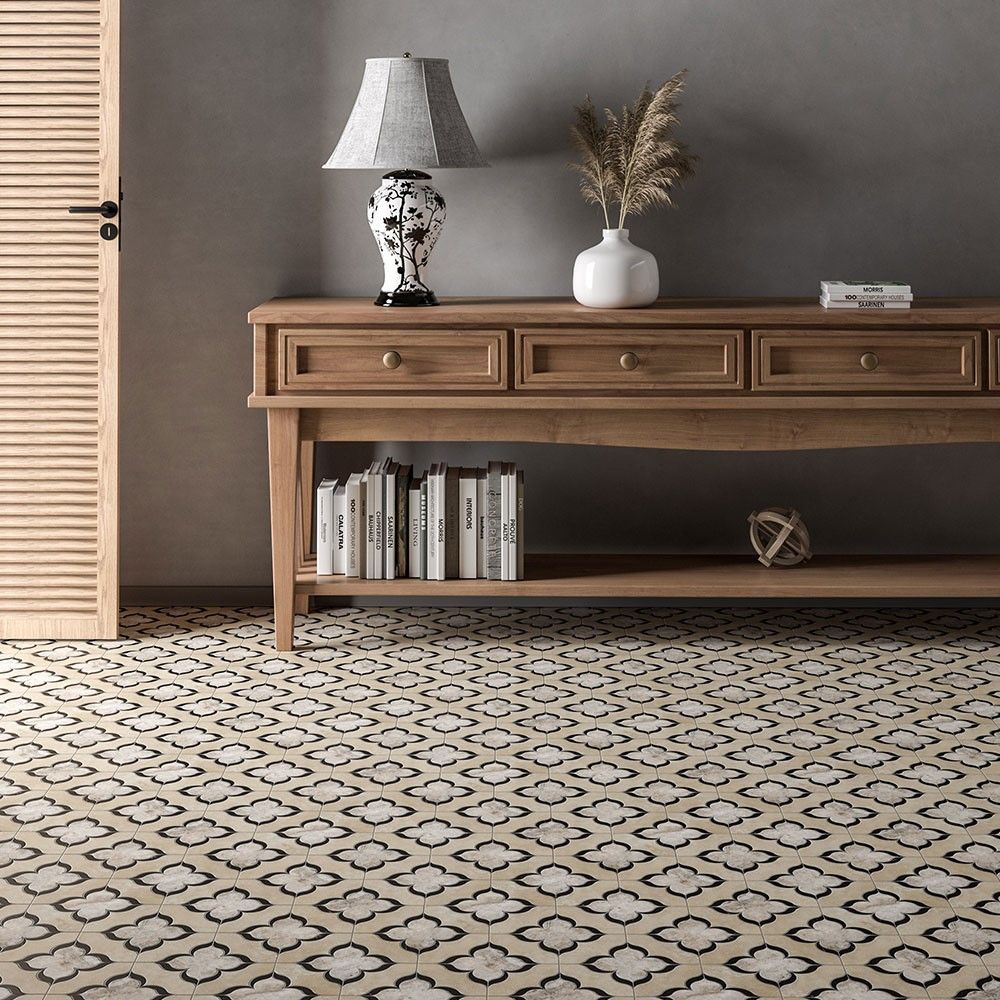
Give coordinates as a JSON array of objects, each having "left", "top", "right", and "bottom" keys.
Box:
[
  {"left": 120, "top": 588, "right": 1000, "bottom": 610},
  {"left": 122, "top": 586, "right": 275, "bottom": 606}
]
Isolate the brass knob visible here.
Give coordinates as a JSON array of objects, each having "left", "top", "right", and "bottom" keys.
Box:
[
  {"left": 620, "top": 351, "right": 639, "bottom": 371},
  {"left": 860, "top": 352, "right": 879, "bottom": 371},
  {"left": 382, "top": 350, "right": 401, "bottom": 370}
]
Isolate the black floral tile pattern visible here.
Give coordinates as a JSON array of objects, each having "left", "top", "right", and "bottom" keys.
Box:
[{"left": 0, "top": 605, "right": 998, "bottom": 999}]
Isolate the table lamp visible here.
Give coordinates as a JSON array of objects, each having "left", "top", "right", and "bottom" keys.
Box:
[{"left": 324, "top": 54, "right": 489, "bottom": 306}]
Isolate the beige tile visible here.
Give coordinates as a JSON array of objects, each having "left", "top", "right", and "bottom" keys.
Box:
[
  {"left": 671, "top": 964, "right": 786, "bottom": 998},
  {"left": 0, "top": 952, "right": 132, "bottom": 993},
  {"left": 836, "top": 960, "right": 953, "bottom": 998}
]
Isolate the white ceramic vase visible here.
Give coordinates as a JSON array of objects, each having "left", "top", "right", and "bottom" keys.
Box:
[{"left": 572, "top": 228, "right": 659, "bottom": 308}]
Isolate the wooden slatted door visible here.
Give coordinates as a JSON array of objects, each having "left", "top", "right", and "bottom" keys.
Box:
[{"left": 0, "top": 0, "right": 118, "bottom": 638}]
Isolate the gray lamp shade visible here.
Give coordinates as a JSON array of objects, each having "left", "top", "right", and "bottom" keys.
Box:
[{"left": 324, "top": 56, "right": 489, "bottom": 170}]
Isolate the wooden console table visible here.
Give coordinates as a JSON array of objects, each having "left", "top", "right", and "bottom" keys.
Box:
[{"left": 249, "top": 297, "right": 1000, "bottom": 650}]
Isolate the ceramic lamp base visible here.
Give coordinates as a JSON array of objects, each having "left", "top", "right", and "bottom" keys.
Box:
[{"left": 368, "top": 169, "right": 445, "bottom": 307}]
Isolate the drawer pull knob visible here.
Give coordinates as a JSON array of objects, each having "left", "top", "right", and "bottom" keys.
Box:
[
  {"left": 620, "top": 351, "right": 639, "bottom": 371},
  {"left": 860, "top": 352, "right": 879, "bottom": 371},
  {"left": 382, "top": 350, "right": 402, "bottom": 370}
]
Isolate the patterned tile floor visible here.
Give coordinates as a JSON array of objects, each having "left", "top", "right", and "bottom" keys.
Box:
[{"left": 0, "top": 606, "right": 998, "bottom": 1000}]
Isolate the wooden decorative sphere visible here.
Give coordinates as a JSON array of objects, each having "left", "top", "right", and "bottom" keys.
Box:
[{"left": 748, "top": 507, "right": 811, "bottom": 568}]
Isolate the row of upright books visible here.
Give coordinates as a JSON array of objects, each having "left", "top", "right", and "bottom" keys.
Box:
[
  {"left": 820, "top": 280, "right": 912, "bottom": 309},
  {"left": 316, "top": 460, "right": 524, "bottom": 581}
]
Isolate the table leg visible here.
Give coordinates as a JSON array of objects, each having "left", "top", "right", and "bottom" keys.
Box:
[
  {"left": 295, "top": 440, "right": 314, "bottom": 615},
  {"left": 267, "top": 408, "right": 299, "bottom": 650}
]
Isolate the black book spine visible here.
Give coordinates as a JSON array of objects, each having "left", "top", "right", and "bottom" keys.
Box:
[{"left": 445, "top": 467, "right": 459, "bottom": 580}]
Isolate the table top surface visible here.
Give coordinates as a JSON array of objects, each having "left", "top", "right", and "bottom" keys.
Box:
[{"left": 249, "top": 296, "right": 1000, "bottom": 326}]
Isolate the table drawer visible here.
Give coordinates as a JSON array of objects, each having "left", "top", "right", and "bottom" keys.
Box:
[
  {"left": 990, "top": 331, "right": 1000, "bottom": 389},
  {"left": 752, "top": 329, "right": 981, "bottom": 391},
  {"left": 516, "top": 329, "right": 743, "bottom": 390},
  {"left": 277, "top": 328, "right": 508, "bottom": 391}
]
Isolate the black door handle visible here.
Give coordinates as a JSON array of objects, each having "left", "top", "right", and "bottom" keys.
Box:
[{"left": 68, "top": 200, "right": 118, "bottom": 218}]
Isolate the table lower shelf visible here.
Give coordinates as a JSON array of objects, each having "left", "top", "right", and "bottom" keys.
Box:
[{"left": 298, "top": 554, "right": 1000, "bottom": 599}]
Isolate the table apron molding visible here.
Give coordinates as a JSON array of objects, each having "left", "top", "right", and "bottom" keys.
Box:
[
  {"left": 288, "top": 406, "right": 1000, "bottom": 452},
  {"left": 248, "top": 393, "right": 1000, "bottom": 410}
]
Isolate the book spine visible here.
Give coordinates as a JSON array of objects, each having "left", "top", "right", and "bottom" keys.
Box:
[
  {"left": 822, "top": 284, "right": 911, "bottom": 295},
  {"left": 508, "top": 464, "right": 518, "bottom": 581},
  {"left": 459, "top": 470, "right": 477, "bottom": 580},
  {"left": 385, "top": 467, "right": 396, "bottom": 581},
  {"left": 366, "top": 467, "right": 381, "bottom": 580},
  {"left": 428, "top": 466, "right": 439, "bottom": 581},
  {"left": 500, "top": 463, "right": 511, "bottom": 582},
  {"left": 333, "top": 485, "right": 347, "bottom": 575},
  {"left": 408, "top": 480, "right": 421, "bottom": 579},
  {"left": 436, "top": 466, "right": 449, "bottom": 580},
  {"left": 821, "top": 298, "right": 911, "bottom": 310},
  {"left": 376, "top": 465, "right": 386, "bottom": 580},
  {"left": 506, "top": 465, "right": 516, "bottom": 582},
  {"left": 487, "top": 461, "right": 502, "bottom": 581},
  {"left": 396, "top": 468, "right": 411, "bottom": 579},
  {"left": 419, "top": 478, "right": 428, "bottom": 580},
  {"left": 824, "top": 293, "right": 913, "bottom": 302},
  {"left": 316, "top": 480, "right": 336, "bottom": 576},
  {"left": 516, "top": 470, "right": 524, "bottom": 582},
  {"left": 506, "top": 464, "right": 516, "bottom": 581},
  {"left": 445, "top": 467, "right": 459, "bottom": 580},
  {"left": 357, "top": 474, "right": 368, "bottom": 580},
  {"left": 377, "top": 466, "right": 387, "bottom": 580},
  {"left": 346, "top": 477, "right": 360, "bottom": 577},
  {"left": 476, "top": 470, "right": 487, "bottom": 579},
  {"left": 426, "top": 465, "right": 438, "bottom": 580}
]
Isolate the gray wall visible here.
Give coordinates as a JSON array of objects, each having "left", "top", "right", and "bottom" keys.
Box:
[{"left": 122, "top": 0, "right": 1000, "bottom": 588}]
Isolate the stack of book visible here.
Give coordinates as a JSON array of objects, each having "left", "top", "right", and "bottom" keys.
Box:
[
  {"left": 820, "top": 280, "right": 913, "bottom": 310},
  {"left": 316, "top": 459, "right": 524, "bottom": 581}
]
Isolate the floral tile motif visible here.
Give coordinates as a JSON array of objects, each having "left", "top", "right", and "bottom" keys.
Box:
[{"left": 0, "top": 604, "right": 998, "bottom": 999}]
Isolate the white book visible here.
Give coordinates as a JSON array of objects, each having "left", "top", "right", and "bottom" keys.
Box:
[
  {"left": 516, "top": 469, "right": 524, "bottom": 582},
  {"left": 384, "top": 460, "right": 397, "bottom": 580},
  {"left": 375, "top": 459, "right": 388, "bottom": 579},
  {"left": 419, "top": 477, "right": 428, "bottom": 579},
  {"left": 476, "top": 469, "right": 487, "bottom": 579},
  {"left": 365, "top": 463, "right": 382, "bottom": 580},
  {"left": 824, "top": 292, "right": 913, "bottom": 302},
  {"left": 501, "top": 463, "right": 512, "bottom": 582},
  {"left": 820, "top": 295, "right": 910, "bottom": 310},
  {"left": 821, "top": 280, "right": 911, "bottom": 295},
  {"left": 506, "top": 464, "right": 517, "bottom": 581},
  {"left": 357, "top": 471, "right": 369, "bottom": 580},
  {"left": 486, "top": 461, "right": 503, "bottom": 581},
  {"left": 434, "top": 463, "right": 448, "bottom": 580},
  {"left": 315, "top": 478, "right": 338, "bottom": 576},
  {"left": 459, "top": 467, "right": 477, "bottom": 580},
  {"left": 408, "top": 478, "right": 422, "bottom": 579},
  {"left": 333, "top": 485, "right": 347, "bottom": 574},
  {"left": 345, "top": 472, "right": 363, "bottom": 578},
  {"left": 426, "top": 463, "right": 440, "bottom": 581}
]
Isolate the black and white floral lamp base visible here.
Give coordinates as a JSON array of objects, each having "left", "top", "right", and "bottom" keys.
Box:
[{"left": 368, "top": 170, "right": 445, "bottom": 307}]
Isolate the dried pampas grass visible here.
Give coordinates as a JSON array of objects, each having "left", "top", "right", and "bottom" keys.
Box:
[{"left": 570, "top": 71, "right": 696, "bottom": 229}]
